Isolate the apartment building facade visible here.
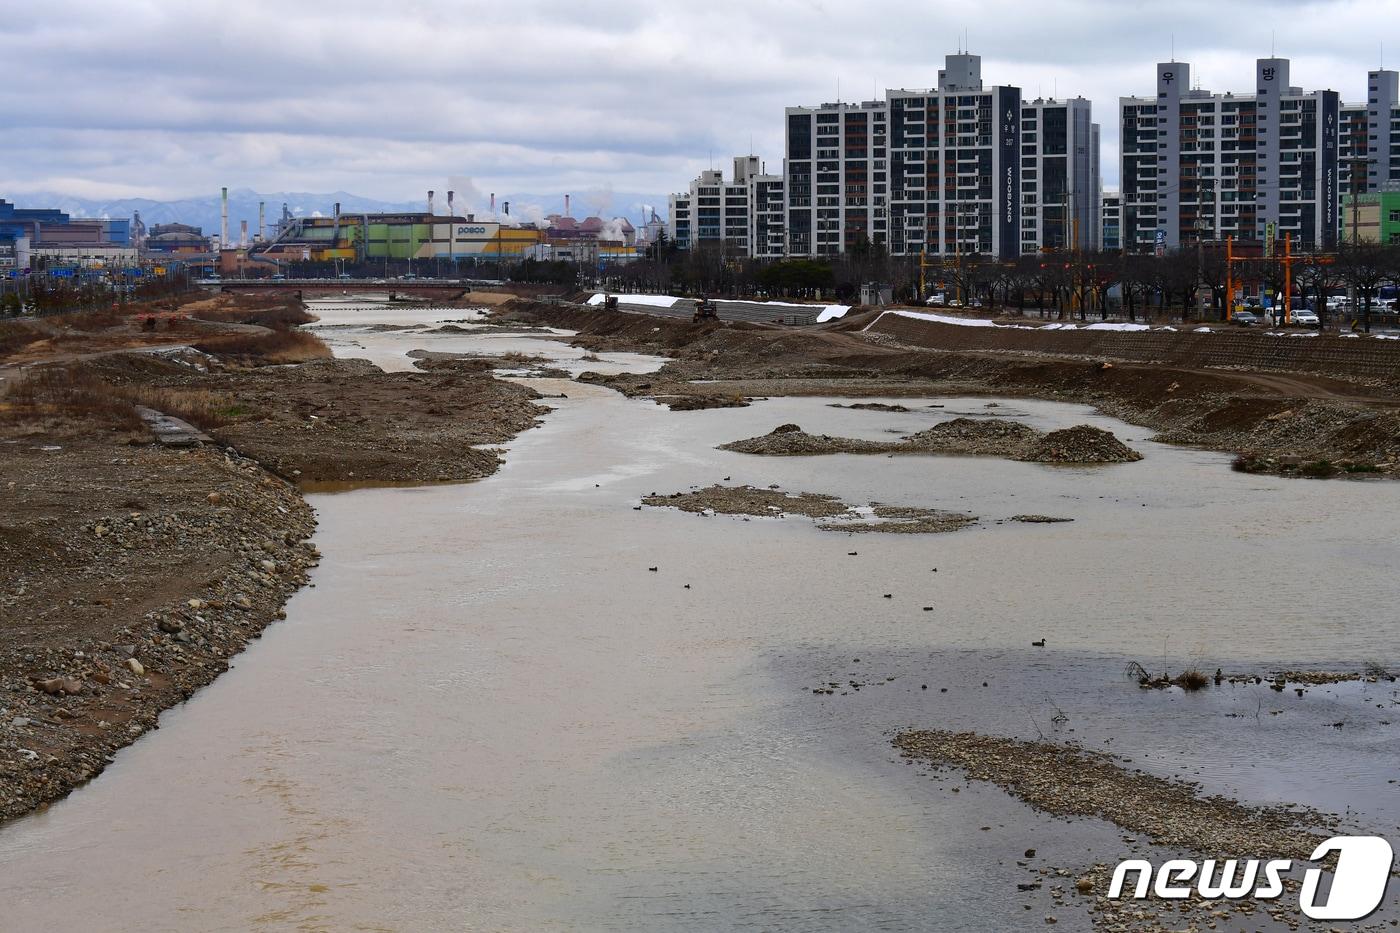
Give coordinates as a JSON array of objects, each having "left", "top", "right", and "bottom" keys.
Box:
[
  {"left": 1340, "top": 69, "right": 1400, "bottom": 198},
  {"left": 667, "top": 156, "right": 775, "bottom": 255},
  {"left": 1101, "top": 192, "right": 1122, "bottom": 251},
  {"left": 1120, "top": 58, "right": 1341, "bottom": 252},
  {"left": 779, "top": 55, "right": 1096, "bottom": 260},
  {"left": 1018, "top": 96, "right": 1101, "bottom": 253},
  {"left": 747, "top": 170, "right": 786, "bottom": 259},
  {"left": 666, "top": 53, "right": 1101, "bottom": 261}
]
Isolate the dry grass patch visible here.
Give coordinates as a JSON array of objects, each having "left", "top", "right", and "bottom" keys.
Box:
[
  {"left": 191, "top": 329, "right": 331, "bottom": 365},
  {"left": 2, "top": 365, "right": 144, "bottom": 430}
]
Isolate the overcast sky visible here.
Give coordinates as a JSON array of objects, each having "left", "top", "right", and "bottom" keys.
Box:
[{"left": 2, "top": 0, "right": 1393, "bottom": 213}]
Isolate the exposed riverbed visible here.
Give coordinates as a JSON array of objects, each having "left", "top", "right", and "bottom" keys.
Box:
[{"left": 1, "top": 302, "right": 1397, "bottom": 931}]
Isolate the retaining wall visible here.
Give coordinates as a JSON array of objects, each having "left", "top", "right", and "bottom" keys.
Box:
[{"left": 866, "top": 313, "right": 1400, "bottom": 382}]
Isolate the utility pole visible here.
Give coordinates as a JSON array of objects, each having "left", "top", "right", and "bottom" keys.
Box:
[
  {"left": 1341, "top": 155, "right": 1369, "bottom": 246},
  {"left": 1225, "top": 236, "right": 1234, "bottom": 320}
]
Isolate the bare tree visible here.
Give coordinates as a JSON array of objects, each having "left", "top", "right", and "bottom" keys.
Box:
[
  {"left": 1292, "top": 252, "right": 1341, "bottom": 330},
  {"left": 1335, "top": 243, "right": 1393, "bottom": 333}
]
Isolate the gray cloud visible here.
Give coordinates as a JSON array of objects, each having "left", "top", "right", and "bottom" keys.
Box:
[{"left": 0, "top": 0, "right": 1391, "bottom": 201}]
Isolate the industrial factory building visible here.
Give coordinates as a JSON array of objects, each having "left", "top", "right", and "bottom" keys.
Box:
[
  {"left": 0, "top": 199, "right": 130, "bottom": 250},
  {"left": 254, "top": 193, "right": 641, "bottom": 267},
  {"left": 0, "top": 198, "right": 137, "bottom": 270},
  {"left": 259, "top": 213, "right": 538, "bottom": 263},
  {"left": 143, "top": 223, "right": 212, "bottom": 255}
]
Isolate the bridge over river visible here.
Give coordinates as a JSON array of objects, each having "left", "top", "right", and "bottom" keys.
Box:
[{"left": 199, "top": 277, "right": 476, "bottom": 299}]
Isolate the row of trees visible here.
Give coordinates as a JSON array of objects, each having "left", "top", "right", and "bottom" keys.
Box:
[
  {"left": 0, "top": 275, "right": 193, "bottom": 319},
  {"left": 508, "top": 233, "right": 1400, "bottom": 331}
]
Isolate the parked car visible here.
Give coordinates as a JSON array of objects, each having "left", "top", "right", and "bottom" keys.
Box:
[
  {"left": 1290, "top": 308, "right": 1320, "bottom": 327},
  {"left": 1231, "top": 310, "right": 1260, "bottom": 326}
]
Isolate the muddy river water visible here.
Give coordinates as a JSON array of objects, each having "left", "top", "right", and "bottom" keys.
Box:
[{"left": 1, "top": 300, "right": 1398, "bottom": 931}]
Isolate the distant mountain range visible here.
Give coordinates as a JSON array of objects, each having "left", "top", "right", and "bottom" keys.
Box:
[{"left": 8, "top": 187, "right": 667, "bottom": 238}]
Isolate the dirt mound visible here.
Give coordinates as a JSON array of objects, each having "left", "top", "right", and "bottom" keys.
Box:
[
  {"left": 903, "top": 418, "right": 1041, "bottom": 456},
  {"left": 661, "top": 394, "right": 750, "bottom": 411},
  {"left": 642, "top": 485, "right": 848, "bottom": 518},
  {"left": 1019, "top": 425, "right": 1143, "bottom": 463},
  {"left": 829, "top": 402, "right": 910, "bottom": 412},
  {"left": 642, "top": 486, "right": 978, "bottom": 534},
  {"left": 819, "top": 505, "right": 977, "bottom": 534},
  {"left": 718, "top": 425, "right": 893, "bottom": 455}
]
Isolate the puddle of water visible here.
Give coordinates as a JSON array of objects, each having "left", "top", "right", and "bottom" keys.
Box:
[{"left": 1, "top": 303, "right": 1397, "bottom": 931}]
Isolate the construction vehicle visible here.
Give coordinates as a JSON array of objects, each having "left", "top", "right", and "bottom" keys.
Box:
[
  {"left": 602, "top": 294, "right": 618, "bottom": 311},
  {"left": 693, "top": 295, "right": 718, "bottom": 323}
]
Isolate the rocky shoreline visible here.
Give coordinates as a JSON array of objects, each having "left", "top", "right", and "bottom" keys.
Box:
[
  {"left": 893, "top": 729, "right": 1362, "bottom": 931},
  {"left": 0, "top": 443, "right": 318, "bottom": 823}
]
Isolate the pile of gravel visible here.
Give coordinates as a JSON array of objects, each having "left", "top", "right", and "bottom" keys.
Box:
[
  {"left": 829, "top": 402, "right": 910, "bottom": 412},
  {"left": 641, "top": 485, "right": 849, "bottom": 518},
  {"left": 903, "top": 418, "right": 1041, "bottom": 457},
  {"left": 718, "top": 424, "right": 893, "bottom": 455},
  {"left": 1019, "top": 425, "right": 1143, "bottom": 463}
]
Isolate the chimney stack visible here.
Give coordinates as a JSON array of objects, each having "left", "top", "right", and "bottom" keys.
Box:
[
  {"left": 428, "top": 190, "right": 435, "bottom": 215},
  {"left": 564, "top": 193, "right": 570, "bottom": 217},
  {"left": 447, "top": 190, "right": 455, "bottom": 216},
  {"left": 490, "top": 192, "right": 496, "bottom": 214},
  {"left": 220, "top": 186, "right": 229, "bottom": 248},
  {"left": 258, "top": 201, "right": 265, "bottom": 241},
  {"left": 240, "top": 220, "right": 248, "bottom": 248}
]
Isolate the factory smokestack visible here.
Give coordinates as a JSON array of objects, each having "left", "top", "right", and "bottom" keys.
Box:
[
  {"left": 564, "top": 193, "right": 570, "bottom": 217},
  {"left": 258, "top": 201, "right": 265, "bottom": 241},
  {"left": 428, "top": 190, "right": 435, "bottom": 215},
  {"left": 240, "top": 220, "right": 248, "bottom": 248},
  {"left": 447, "top": 191, "right": 454, "bottom": 216},
  {"left": 221, "top": 186, "right": 229, "bottom": 248},
  {"left": 490, "top": 192, "right": 495, "bottom": 214}
]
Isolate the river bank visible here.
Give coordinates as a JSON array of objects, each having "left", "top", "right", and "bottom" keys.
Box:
[
  {"left": 503, "top": 299, "right": 1400, "bottom": 477},
  {"left": 0, "top": 296, "right": 547, "bottom": 823}
]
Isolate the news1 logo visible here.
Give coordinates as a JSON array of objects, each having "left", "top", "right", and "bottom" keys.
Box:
[{"left": 1109, "top": 836, "right": 1393, "bottom": 921}]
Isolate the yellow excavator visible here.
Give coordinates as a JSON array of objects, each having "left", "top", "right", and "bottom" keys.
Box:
[{"left": 692, "top": 295, "right": 718, "bottom": 323}]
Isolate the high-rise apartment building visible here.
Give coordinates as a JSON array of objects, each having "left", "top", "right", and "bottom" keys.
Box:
[
  {"left": 1119, "top": 58, "right": 1341, "bottom": 252},
  {"left": 1340, "top": 69, "right": 1400, "bottom": 197},
  {"left": 668, "top": 53, "right": 1101, "bottom": 261},
  {"left": 1101, "top": 191, "right": 1122, "bottom": 251},
  {"left": 780, "top": 54, "right": 1099, "bottom": 260},
  {"left": 667, "top": 156, "right": 773, "bottom": 255}
]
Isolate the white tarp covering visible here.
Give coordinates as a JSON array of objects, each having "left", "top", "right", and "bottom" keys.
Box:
[
  {"left": 588, "top": 293, "right": 679, "bottom": 309},
  {"left": 871, "top": 310, "right": 1005, "bottom": 329},
  {"left": 1082, "top": 322, "right": 1152, "bottom": 331},
  {"left": 869, "top": 311, "right": 1161, "bottom": 332}
]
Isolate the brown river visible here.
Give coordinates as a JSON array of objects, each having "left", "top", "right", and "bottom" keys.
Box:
[{"left": 1, "top": 299, "right": 1397, "bottom": 931}]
